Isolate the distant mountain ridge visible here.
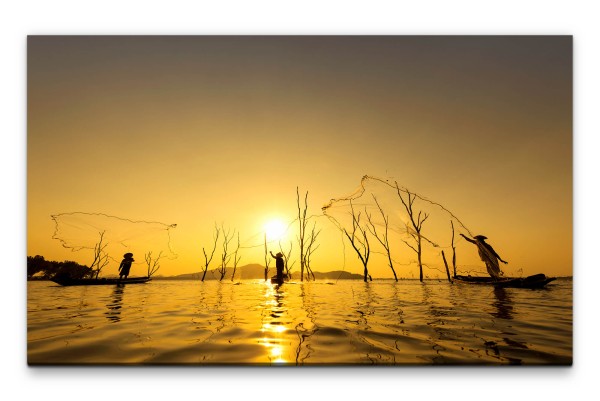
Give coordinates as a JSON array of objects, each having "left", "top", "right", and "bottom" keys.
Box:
[{"left": 153, "top": 263, "right": 364, "bottom": 280}]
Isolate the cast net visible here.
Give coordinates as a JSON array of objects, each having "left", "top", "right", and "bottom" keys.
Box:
[
  {"left": 322, "top": 175, "right": 490, "bottom": 278},
  {"left": 51, "top": 212, "right": 178, "bottom": 271}
]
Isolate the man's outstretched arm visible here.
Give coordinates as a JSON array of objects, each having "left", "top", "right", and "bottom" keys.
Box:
[{"left": 460, "top": 233, "right": 476, "bottom": 244}]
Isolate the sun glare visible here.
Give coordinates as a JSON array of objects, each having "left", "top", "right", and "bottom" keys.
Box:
[{"left": 264, "top": 219, "right": 286, "bottom": 242}]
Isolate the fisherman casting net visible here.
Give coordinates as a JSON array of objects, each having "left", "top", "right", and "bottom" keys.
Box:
[{"left": 322, "top": 175, "right": 500, "bottom": 279}]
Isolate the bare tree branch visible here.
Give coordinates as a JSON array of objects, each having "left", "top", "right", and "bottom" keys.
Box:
[
  {"left": 297, "top": 187, "right": 309, "bottom": 281},
  {"left": 264, "top": 232, "right": 271, "bottom": 281},
  {"left": 366, "top": 194, "right": 398, "bottom": 281},
  {"left": 231, "top": 232, "right": 242, "bottom": 281},
  {"left": 145, "top": 251, "right": 164, "bottom": 278},
  {"left": 396, "top": 182, "right": 429, "bottom": 282},
  {"left": 89, "top": 231, "right": 109, "bottom": 279},
  {"left": 201, "top": 223, "right": 220, "bottom": 282},
  {"left": 342, "top": 200, "right": 372, "bottom": 282},
  {"left": 401, "top": 238, "right": 418, "bottom": 254},
  {"left": 451, "top": 220, "right": 457, "bottom": 277},
  {"left": 218, "top": 225, "right": 234, "bottom": 281},
  {"left": 304, "top": 221, "right": 321, "bottom": 281}
]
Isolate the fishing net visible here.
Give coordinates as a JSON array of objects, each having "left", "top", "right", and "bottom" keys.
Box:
[
  {"left": 322, "top": 175, "right": 490, "bottom": 278},
  {"left": 50, "top": 212, "right": 178, "bottom": 268}
]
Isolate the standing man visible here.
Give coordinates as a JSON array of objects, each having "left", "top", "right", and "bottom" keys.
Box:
[
  {"left": 270, "top": 251, "right": 285, "bottom": 284},
  {"left": 118, "top": 253, "right": 135, "bottom": 280}
]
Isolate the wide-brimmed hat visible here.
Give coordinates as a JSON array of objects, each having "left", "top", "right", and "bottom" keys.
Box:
[
  {"left": 276, "top": 252, "right": 283, "bottom": 257},
  {"left": 474, "top": 235, "right": 487, "bottom": 240},
  {"left": 123, "top": 252, "right": 134, "bottom": 258}
]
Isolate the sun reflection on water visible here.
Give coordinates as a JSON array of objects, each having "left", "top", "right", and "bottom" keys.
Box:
[{"left": 258, "top": 281, "right": 289, "bottom": 364}]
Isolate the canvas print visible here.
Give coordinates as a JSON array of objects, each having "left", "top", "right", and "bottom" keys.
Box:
[{"left": 27, "top": 35, "right": 572, "bottom": 365}]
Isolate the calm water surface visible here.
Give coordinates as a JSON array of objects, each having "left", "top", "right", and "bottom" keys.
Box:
[{"left": 27, "top": 278, "right": 572, "bottom": 365}]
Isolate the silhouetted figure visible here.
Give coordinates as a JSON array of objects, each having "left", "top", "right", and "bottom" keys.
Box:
[
  {"left": 270, "top": 251, "right": 285, "bottom": 284},
  {"left": 118, "top": 253, "right": 135, "bottom": 279},
  {"left": 460, "top": 234, "right": 507, "bottom": 280}
]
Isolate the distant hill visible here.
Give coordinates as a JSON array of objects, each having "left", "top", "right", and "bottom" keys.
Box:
[
  {"left": 312, "top": 270, "right": 363, "bottom": 280},
  {"left": 153, "top": 264, "right": 364, "bottom": 281}
]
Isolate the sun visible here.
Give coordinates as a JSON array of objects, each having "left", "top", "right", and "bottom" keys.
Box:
[{"left": 264, "top": 219, "right": 287, "bottom": 242}]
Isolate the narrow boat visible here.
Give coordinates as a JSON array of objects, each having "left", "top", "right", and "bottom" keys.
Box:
[
  {"left": 454, "top": 273, "right": 556, "bottom": 289},
  {"left": 51, "top": 276, "right": 151, "bottom": 286}
]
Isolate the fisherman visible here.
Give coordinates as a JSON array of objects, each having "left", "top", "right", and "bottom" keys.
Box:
[
  {"left": 270, "top": 251, "right": 285, "bottom": 284},
  {"left": 118, "top": 253, "right": 135, "bottom": 279},
  {"left": 460, "top": 234, "right": 508, "bottom": 280}
]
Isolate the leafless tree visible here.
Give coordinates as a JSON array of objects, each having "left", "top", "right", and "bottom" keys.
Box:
[
  {"left": 342, "top": 200, "right": 372, "bottom": 282},
  {"left": 201, "top": 223, "right": 221, "bottom": 282},
  {"left": 263, "top": 233, "right": 271, "bottom": 281},
  {"left": 145, "top": 251, "right": 164, "bottom": 277},
  {"left": 89, "top": 231, "right": 110, "bottom": 279},
  {"left": 441, "top": 250, "right": 453, "bottom": 283},
  {"left": 439, "top": 221, "right": 458, "bottom": 283},
  {"left": 230, "top": 232, "right": 242, "bottom": 281},
  {"left": 396, "top": 183, "right": 429, "bottom": 282},
  {"left": 450, "top": 220, "right": 457, "bottom": 277},
  {"left": 218, "top": 225, "right": 234, "bottom": 281},
  {"left": 296, "top": 187, "right": 322, "bottom": 281},
  {"left": 366, "top": 194, "right": 398, "bottom": 281},
  {"left": 303, "top": 221, "right": 321, "bottom": 281},
  {"left": 297, "top": 187, "right": 309, "bottom": 281}
]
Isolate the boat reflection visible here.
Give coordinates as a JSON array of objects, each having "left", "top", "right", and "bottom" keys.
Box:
[
  {"left": 105, "top": 285, "right": 125, "bottom": 323},
  {"left": 259, "top": 282, "right": 290, "bottom": 364},
  {"left": 491, "top": 287, "right": 514, "bottom": 320}
]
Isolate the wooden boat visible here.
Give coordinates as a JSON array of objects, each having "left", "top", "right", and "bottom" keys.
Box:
[
  {"left": 453, "top": 273, "right": 556, "bottom": 289},
  {"left": 51, "top": 276, "right": 151, "bottom": 286}
]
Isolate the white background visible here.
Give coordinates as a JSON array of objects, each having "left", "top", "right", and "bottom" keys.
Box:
[{"left": 3, "top": 1, "right": 597, "bottom": 400}]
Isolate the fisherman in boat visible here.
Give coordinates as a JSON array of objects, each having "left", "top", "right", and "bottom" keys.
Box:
[
  {"left": 270, "top": 251, "right": 285, "bottom": 284},
  {"left": 460, "top": 234, "right": 508, "bottom": 280},
  {"left": 118, "top": 253, "right": 135, "bottom": 280}
]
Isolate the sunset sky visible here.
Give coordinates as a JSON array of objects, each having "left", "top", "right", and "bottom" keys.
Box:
[{"left": 27, "top": 35, "right": 572, "bottom": 278}]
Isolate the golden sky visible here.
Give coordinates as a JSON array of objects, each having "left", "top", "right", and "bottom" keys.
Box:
[{"left": 27, "top": 36, "right": 572, "bottom": 278}]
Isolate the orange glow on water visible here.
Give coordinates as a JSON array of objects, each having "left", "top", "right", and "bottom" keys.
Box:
[{"left": 258, "top": 282, "right": 289, "bottom": 364}]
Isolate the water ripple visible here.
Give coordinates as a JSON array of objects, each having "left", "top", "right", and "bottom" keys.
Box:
[{"left": 28, "top": 278, "right": 572, "bottom": 365}]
